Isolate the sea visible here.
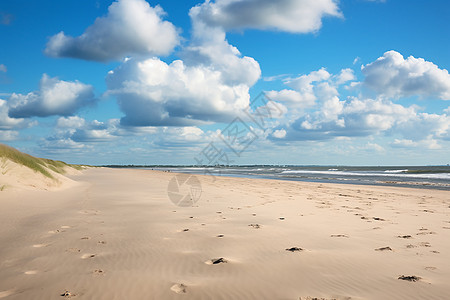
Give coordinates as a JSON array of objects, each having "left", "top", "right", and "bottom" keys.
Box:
[{"left": 148, "top": 166, "right": 450, "bottom": 190}]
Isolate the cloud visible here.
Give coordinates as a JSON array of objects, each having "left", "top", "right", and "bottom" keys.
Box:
[
  {"left": 266, "top": 89, "right": 316, "bottom": 108},
  {"left": 0, "top": 99, "right": 31, "bottom": 130},
  {"left": 336, "top": 68, "right": 356, "bottom": 85},
  {"left": 280, "top": 97, "right": 417, "bottom": 141},
  {"left": 8, "top": 74, "right": 96, "bottom": 118},
  {"left": 391, "top": 139, "right": 418, "bottom": 148},
  {"left": 0, "top": 99, "right": 34, "bottom": 141},
  {"left": 101, "top": 0, "right": 267, "bottom": 127},
  {"left": 265, "top": 69, "right": 331, "bottom": 110},
  {"left": 56, "top": 116, "right": 86, "bottom": 129},
  {"left": 393, "top": 112, "right": 450, "bottom": 141},
  {"left": 46, "top": 115, "right": 212, "bottom": 153},
  {"left": 272, "top": 129, "right": 286, "bottom": 139},
  {"left": 266, "top": 68, "right": 354, "bottom": 110},
  {"left": 264, "top": 52, "right": 450, "bottom": 145},
  {"left": 275, "top": 94, "right": 450, "bottom": 145},
  {"left": 45, "top": 0, "right": 179, "bottom": 62},
  {"left": 0, "top": 131, "right": 19, "bottom": 141},
  {"left": 285, "top": 68, "right": 331, "bottom": 90},
  {"left": 107, "top": 57, "right": 256, "bottom": 126},
  {"left": 190, "top": 0, "right": 342, "bottom": 33},
  {"left": 391, "top": 138, "right": 443, "bottom": 150},
  {"left": 362, "top": 50, "right": 450, "bottom": 100},
  {"left": 0, "top": 64, "right": 6, "bottom": 72},
  {"left": 183, "top": 20, "right": 261, "bottom": 86},
  {"left": 366, "top": 142, "right": 385, "bottom": 152}
]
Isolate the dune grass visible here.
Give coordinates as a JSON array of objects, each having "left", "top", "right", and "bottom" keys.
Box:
[{"left": 0, "top": 143, "right": 73, "bottom": 179}]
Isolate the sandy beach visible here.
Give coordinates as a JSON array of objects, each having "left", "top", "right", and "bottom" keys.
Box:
[{"left": 0, "top": 167, "right": 449, "bottom": 299}]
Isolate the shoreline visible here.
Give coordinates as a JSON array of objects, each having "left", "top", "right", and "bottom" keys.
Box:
[
  {"left": 1, "top": 168, "right": 449, "bottom": 299},
  {"left": 139, "top": 166, "right": 450, "bottom": 191}
]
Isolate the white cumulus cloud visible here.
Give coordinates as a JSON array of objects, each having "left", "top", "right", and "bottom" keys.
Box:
[
  {"left": 272, "top": 129, "right": 286, "bottom": 139},
  {"left": 183, "top": 20, "right": 261, "bottom": 86},
  {"left": 266, "top": 68, "right": 355, "bottom": 111},
  {"left": 362, "top": 50, "right": 450, "bottom": 100},
  {"left": 190, "top": 0, "right": 342, "bottom": 33},
  {"left": 106, "top": 8, "right": 262, "bottom": 127},
  {"left": 45, "top": 0, "right": 179, "bottom": 62},
  {"left": 281, "top": 97, "right": 418, "bottom": 141},
  {"left": 8, "top": 74, "right": 95, "bottom": 118},
  {"left": 106, "top": 57, "right": 254, "bottom": 126},
  {"left": 0, "top": 99, "right": 34, "bottom": 141}
]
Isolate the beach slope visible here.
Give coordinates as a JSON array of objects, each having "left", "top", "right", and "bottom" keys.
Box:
[{"left": 0, "top": 167, "right": 449, "bottom": 299}]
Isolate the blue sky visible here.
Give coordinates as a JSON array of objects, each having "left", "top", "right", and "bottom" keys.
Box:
[{"left": 1, "top": 0, "right": 450, "bottom": 165}]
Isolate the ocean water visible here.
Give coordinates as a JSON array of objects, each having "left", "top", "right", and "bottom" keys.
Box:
[{"left": 150, "top": 166, "right": 450, "bottom": 190}]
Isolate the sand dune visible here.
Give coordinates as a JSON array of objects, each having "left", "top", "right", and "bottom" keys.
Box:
[
  {"left": 0, "top": 167, "right": 449, "bottom": 299},
  {"left": 0, "top": 143, "right": 82, "bottom": 191}
]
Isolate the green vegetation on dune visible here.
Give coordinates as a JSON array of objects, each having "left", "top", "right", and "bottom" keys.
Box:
[{"left": 0, "top": 143, "right": 74, "bottom": 179}]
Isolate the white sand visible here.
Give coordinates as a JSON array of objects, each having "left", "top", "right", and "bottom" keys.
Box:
[
  {"left": 0, "top": 168, "right": 449, "bottom": 299},
  {"left": 0, "top": 158, "right": 79, "bottom": 191}
]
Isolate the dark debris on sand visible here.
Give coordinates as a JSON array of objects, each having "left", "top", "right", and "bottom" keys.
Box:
[
  {"left": 397, "top": 235, "right": 412, "bottom": 239},
  {"left": 375, "top": 246, "right": 393, "bottom": 251},
  {"left": 286, "top": 247, "right": 303, "bottom": 252},
  {"left": 61, "top": 291, "right": 75, "bottom": 298},
  {"left": 398, "top": 275, "right": 421, "bottom": 282},
  {"left": 211, "top": 257, "right": 227, "bottom": 264},
  {"left": 248, "top": 223, "right": 261, "bottom": 229}
]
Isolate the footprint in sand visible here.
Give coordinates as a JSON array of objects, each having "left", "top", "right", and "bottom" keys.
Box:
[
  {"left": 248, "top": 224, "right": 261, "bottom": 229},
  {"left": 416, "top": 231, "right": 436, "bottom": 235},
  {"left": 171, "top": 283, "right": 187, "bottom": 294},
  {"left": 81, "top": 253, "right": 96, "bottom": 259},
  {"left": 330, "top": 234, "right": 349, "bottom": 238},
  {"left": 419, "top": 242, "right": 431, "bottom": 248},
  {"left": 66, "top": 248, "right": 81, "bottom": 253},
  {"left": 80, "top": 209, "right": 99, "bottom": 215},
  {"left": 93, "top": 269, "right": 105, "bottom": 275},
  {"left": 48, "top": 229, "right": 63, "bottom": 234},
  {"left": 98, "top": 241, "right": 106, "bottom": 245}
]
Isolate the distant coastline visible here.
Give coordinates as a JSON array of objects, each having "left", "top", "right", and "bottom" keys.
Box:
[{"left": 106, "top": 165, "right": 450, "bottom": 191}]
